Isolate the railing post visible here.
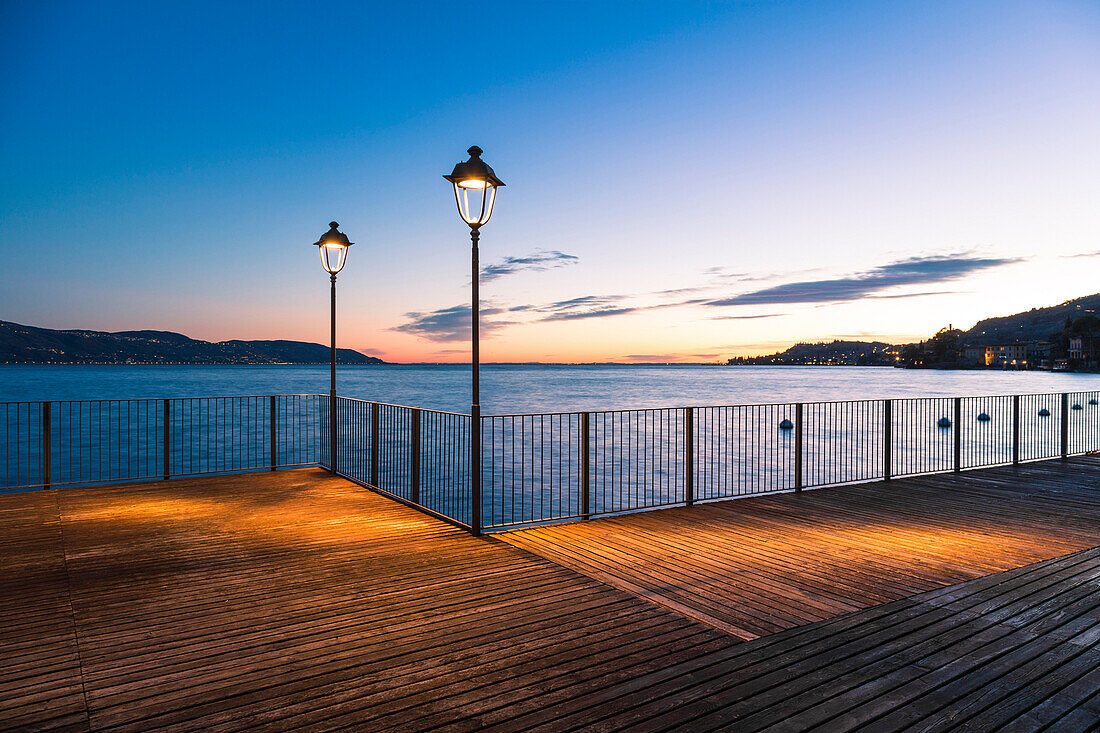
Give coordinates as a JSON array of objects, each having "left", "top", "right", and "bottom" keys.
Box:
[
  {"left": 269, "top": 395, "right": 277, "bottom": 471},
  {"left": 883, "top": 400, "right": 892, "bottom": 482},
  {"left": 1061, "top": 392, "right": 1069, "bottom": 459},
  {"left": 1012, "top": 394, "right": 1020, "bottom": 466},
  {"left": 163, "top": 399, "right": 171, "bottom": 480},
  {"left": 470, "top": 408, "right": 482, "bottom": 536},
  {"left": 581, "top": 412, "right": 591, "bottom": 519},
  {"left": 41, "top": 402, "right": 51, "bottom": 490},
  {"left": 953, "top": 397, "right": 962, "bottom": 473},
  {"left": 370, "top": 402, "right": 380, "bottom": 487},
  {"left": 329, "top": 395, "right": 338, "bottom": 474},
  {"left": 410, "top": 408, "right": 421, "bottom": 505},
  {"left": 794, "top": 403, "right": 804, "bottom": 491},
  {"left": 684, "top": 407, "right": 694, "bottom": 506}
]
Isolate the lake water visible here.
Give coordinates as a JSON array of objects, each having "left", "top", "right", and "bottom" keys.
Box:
[{"left": 3, "top": 363, "right": 1100, "bottom": 413}]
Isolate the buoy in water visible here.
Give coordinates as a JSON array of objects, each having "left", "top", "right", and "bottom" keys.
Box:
[
  {"left": 937, "top": 417, "right": 951, "bottom": 428},
  {"left": 976, "top": 413, "right": 991, "bottom": 422},
  {"left": 1038, "top": 408, "right": 1051, "bottom": 417},
  {"left": 779, "top": 419, "right": 794, "bottom": 430}
]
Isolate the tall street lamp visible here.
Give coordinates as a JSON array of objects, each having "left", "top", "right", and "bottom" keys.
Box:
[
  {"left": 444, "top": 146, "right": 504, "bottom": 536},
  {"left": 313, "top": 221, "right": 353, "bottom": 474}
]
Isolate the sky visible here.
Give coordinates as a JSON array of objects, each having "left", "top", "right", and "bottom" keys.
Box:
[{"left": 2, "top": 0, "right": 1099, "bottom": 363}]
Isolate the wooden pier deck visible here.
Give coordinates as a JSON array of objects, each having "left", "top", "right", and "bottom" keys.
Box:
[
  {"left": 2, "top": 459, "right": 1099, "bottom": 731},
  {"left": 503, "top": 458, "right": 1100, "bottom": 640}
]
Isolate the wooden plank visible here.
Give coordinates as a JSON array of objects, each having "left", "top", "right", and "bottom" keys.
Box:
[
  {"left": 1, "top": 459, "right": 1098, "bottom": 731},
  {"left": 528, "top": 551, "right": 1100, "bottom": 733},
  {"left": 503, "top": 456, "right": 1100, "bottom": 640},
  {"left": 0, "top": 490, "right": 89, "bottom": 732}
]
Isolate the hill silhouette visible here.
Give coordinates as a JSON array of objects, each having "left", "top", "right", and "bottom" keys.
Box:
[
  {"left": 961, "top": 293, "right": 1100, "bottom": 345},
  {"left": 0, "top": 321, "right": 384, "bottom": 364}
]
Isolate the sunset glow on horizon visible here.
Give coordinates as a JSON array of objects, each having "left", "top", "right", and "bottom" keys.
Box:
[{"left": 2, "top": 1, "right": 1098, "bottom": 363}]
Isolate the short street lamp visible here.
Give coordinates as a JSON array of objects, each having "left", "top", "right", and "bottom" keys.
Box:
[
  {"left": 313, "top": 221, "right": 353, "bottom": 474},
  {"left": 444, "top": 146, "right": 504, "bottom": 535}
]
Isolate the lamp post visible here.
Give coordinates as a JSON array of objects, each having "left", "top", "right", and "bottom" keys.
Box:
[
  {"left": 444, "top": 146, "right": 504, "bottom": 536},
  {"left": 313, "top": 221, "right": 353, "bottom": 474}
]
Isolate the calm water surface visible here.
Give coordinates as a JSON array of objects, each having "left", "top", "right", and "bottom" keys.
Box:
[{"left": 3, "top": 364, "right": 1100, "bottom": 412}]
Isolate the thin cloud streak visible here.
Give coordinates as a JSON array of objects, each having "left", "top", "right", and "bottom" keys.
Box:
[
  {"left": 480, "top": 250, "right": 578, "bottom": 282},
  {"left": 393, "top": 254, "right": 1019, "bottom": 342},
  {"left": 705, "top": 255, "right": 1022, "bottom": 307},
  {"left": 708, "top": 313, "right": 788, "bottom": 320},
  {"left": 391, "top": 304, "right": 516, "bottom": 342},
  {"left": 865, "top": 290, "right": 963, "bottom": 300}
]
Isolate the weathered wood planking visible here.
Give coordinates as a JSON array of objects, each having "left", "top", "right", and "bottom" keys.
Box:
[
  {"left": 1, "top": 460, "right": 1098, "bottom": 731},
  {"left": 503, "top": 546, "right": 1100, "bottom": 732},
  {"left": 0, "top": 489, "right": 89, "bottom": 732},
  {"left": 3, "top": 470, "right": 734, "bottom": 731},
  {"left": 502, "top": 456, "right": 1100, "bottom": 640}
]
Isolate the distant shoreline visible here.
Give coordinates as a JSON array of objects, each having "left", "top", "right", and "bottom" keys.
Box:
[{"left": 2, "top": 362, "right": 1084, "bottom": 369}]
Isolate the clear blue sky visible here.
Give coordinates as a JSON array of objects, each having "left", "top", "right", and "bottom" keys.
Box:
[{"left": 2, "top": 0, "right": 1098, "bottom": 361}]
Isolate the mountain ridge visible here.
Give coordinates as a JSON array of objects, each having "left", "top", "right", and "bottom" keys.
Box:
[
  {"left": 960, "top": 292, "right": 1100, "bottom": 345},
  {"left": 0, "top": 321, "right": 385, "bottom": 364}
]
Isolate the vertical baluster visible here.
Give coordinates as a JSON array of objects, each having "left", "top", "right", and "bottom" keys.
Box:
[
  {"left": 41, "top": 402, "right": 51, "bottom": 489},
  {"left": 1012, "top": 394, "right": 1020, "bottom": 466},
  {"left": 581, "top": 412, "right": 591, "bottom": 520},
  {"left": 1061, "top": 392, "right": 1069, "bottom": 459},
  {"left": 163, "top": 399, "right": 171, "bottom": 480},
  {"left": 953, "top": 397, "right": 962, "bottom": 472},
  {"left": 794, "top": 403, "right": 804, "bottom": 491},
  {"left": 410, "top": 408, "right": 421, "bottom": 506},
  {"left": 370, "top": 402, "right": 380, "bottom": 487},
  {"left": 684, "top": 407, "right": 694, "bottom": 506},
  {"left": 883, "top": 399, "right": 892, "bottom": 482},
  {"left": 269, "top": 395, "right": 277, "bottom": 470}
]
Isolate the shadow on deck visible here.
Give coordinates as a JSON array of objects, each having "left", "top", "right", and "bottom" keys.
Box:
[{"left": 2, "top": 458, "right": 1098, "bottom": 731}]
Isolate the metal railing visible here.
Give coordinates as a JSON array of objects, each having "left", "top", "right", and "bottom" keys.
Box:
[
  {"left": 2, "top": 390, "right": 1098, "bottom": 534},
  {"left": 479, "top": 390, "right": 1100, "bottom": 530},
  {"left": 1, "top": 395, "right": 322, "bottom": 491},
  {"left": 331, "top": 398, "right": 471, "bottom": 528}
]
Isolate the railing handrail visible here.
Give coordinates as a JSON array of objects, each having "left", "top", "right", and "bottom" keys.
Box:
[
  {"left": 2, "top": 388, "right": 1094, "bottom": 417},
  {"left": 482, "top": 388, "right": 1098, "bottom": 417},
  {"left": 0, "top": 394, "right": 474, "bottom": 419},
  {"left": 334, "top": 396, "right": 471, "bottom": 418},
  {"left": 0, "top": 393, "right": 327, "bottom": 407}
]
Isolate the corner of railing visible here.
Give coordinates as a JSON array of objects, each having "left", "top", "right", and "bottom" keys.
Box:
[
  {"left": 470, "top": 405, "right": 482, "bottom": 536},
  {"left": 410, "top": 407, "right": 421, "bottom": 506}
]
